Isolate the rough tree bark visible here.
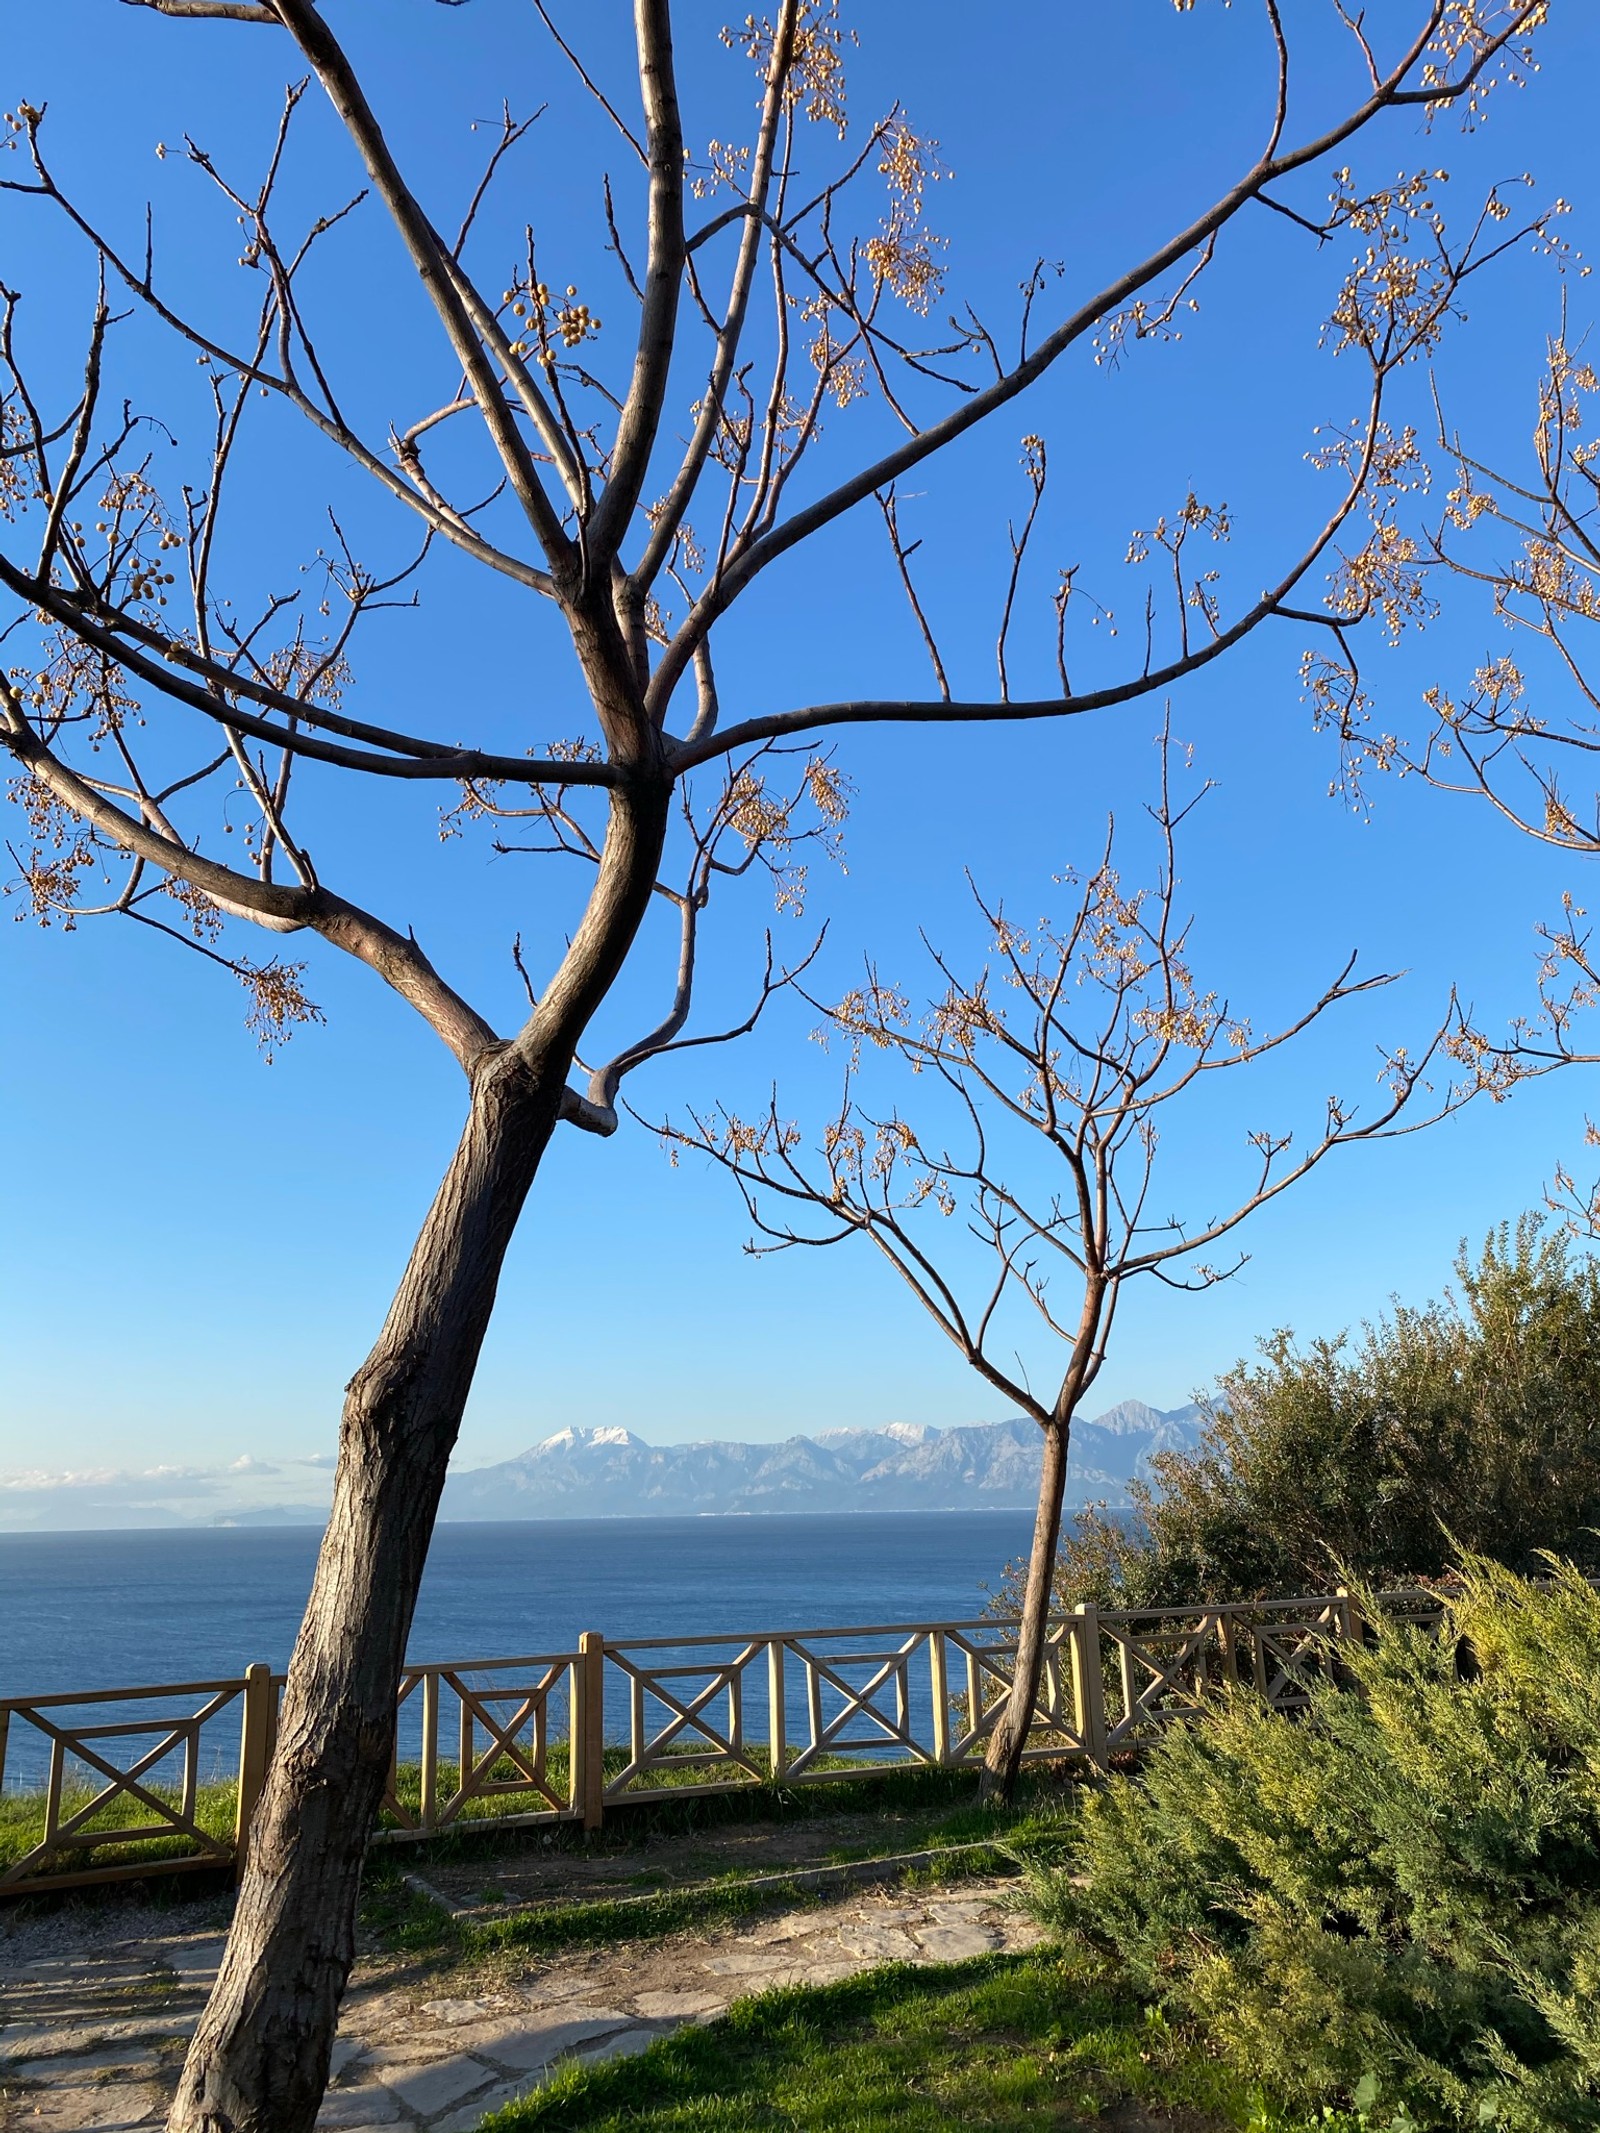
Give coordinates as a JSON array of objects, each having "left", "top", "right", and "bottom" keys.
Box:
[
  {"left": 173, "top": 1063, "right": 556, "bottom": 2133},
  {"left": 171, "top": 762, "right": 671, "bottom": 2133},
  {"left": 979, "top": 1415, "right": 1072, "bottom": 1802}
]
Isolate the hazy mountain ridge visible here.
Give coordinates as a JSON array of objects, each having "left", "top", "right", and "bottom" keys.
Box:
[
  {"left": 0, "top": 1403, "right": 1205, "bottom": 1528},
  {"left": 435, "top": 1400, "right": 1205, "bottom": 1521}
]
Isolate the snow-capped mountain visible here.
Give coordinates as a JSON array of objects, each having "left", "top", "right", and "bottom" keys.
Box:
[
  {"left": 435, "top": 1401, "right": 1205, "bottom": 1521},
  {"left": 0, "top": 1402, "right": 1206, "bottom": 1528}
]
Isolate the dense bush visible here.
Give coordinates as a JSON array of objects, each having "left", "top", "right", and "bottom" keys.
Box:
[
  {"left": 1041, "top": 1217, "right": 1600, "bottom": 1609},
  {"left": 1027, "top": 1557, "right": 1600, "bottom": 2129}
]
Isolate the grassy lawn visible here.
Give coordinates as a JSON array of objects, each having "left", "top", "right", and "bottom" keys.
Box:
[
  {"left": 2, "top": 1752, "right": 1064, "bottom": 1913},
  {"left": 358, "top": 1775, "right": 1072, "bottom": 1959},
  {"left": 0, "top": 1775, "right": 240, "bottom": 1878},
  {"left": 485, "top": 1950, "right": 1340, "bottom": 2133},
  {"left": 2, "top": 1753, "right": 1048, "bottom": 1882}
]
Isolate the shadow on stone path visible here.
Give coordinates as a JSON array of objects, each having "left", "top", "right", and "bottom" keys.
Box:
[{"left": 1, "top": 1880, "right": 1042, "bottom": 2133}]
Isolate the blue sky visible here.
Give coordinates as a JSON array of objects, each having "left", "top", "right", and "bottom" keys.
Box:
[{"left": 4, "top": 1, "right": 1600, "bottom": 1494}]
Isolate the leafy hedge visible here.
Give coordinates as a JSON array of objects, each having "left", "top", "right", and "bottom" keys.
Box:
[
  {"left": 1028, "top": 1218, "right": 1600, "bottom": 1611},
  {"left": 1027, "top": 1557, "right": 1600, "bottom": 2129}
]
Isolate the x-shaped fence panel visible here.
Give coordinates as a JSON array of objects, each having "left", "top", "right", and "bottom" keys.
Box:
[
  {"left": 938, "top": 1621, "right": 1086, "bottom": 1766},
  {"left": 440, "top": 1662, "right": 572, "bottom": 1823},
  {"left": 779, "top": 1630, "right": 937, "bottom": 1778},
  {"left": 1104, "top": 1611, "right": 1229, "bottom": 1751},
  {"left": 1245, "top": 1601, "right": 1346, "bottom": 1711},
  {"left": 384, "top": 1655, "right": 580, "bottom": 1833},
  {"left": 602, "top": 1639, "right": 767, "bottom": 1800},
  {"left": 0, "top": 1681, "right": 244, "bottom": 1892}
]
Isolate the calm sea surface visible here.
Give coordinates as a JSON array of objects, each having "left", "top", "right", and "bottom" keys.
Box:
[{"left": 0, "top": 1512, "right": 1037, "bottom": 1699}]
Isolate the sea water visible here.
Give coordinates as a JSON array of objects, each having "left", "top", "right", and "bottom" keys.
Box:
[
  {"left": 0, "top": 1510, "right": 1039, "bottom": 1699},
  {"left": 0, "top": 1512, "right": 1040, "bottom": 1795}
]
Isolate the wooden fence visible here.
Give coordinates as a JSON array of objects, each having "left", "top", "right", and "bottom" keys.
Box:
[{"left": 0, "top": 1586, "right": 1443, "bottom": 1898}]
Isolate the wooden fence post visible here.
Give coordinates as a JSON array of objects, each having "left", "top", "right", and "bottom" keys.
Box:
[
  {"left": 767, "top": 1638, "right": 787, "bottom": 1783},
  {"left": 234, "top": 1662, "right": 273, "bottom": 1880},
  {"left": 459, "top": 1687, "right": 475, "bottom": 1809},
  {"left": 929, "top": 1630, "right": 951, "bottom": 1765},
  {"left": 419, "top": 1669, "right": 440, "bottom": 1832},
  {"left": 1069, "top": 1604, "right": 1109, "bottom": 1771},
  {"left": 1334, "top": 1586, "right": 1366, "bottom": 1684},
  {"left": 577, "top": 1632, "right": 606, "bottom": 1832},
  {"left": 1219, "top": 1607, "right": 1242, "bottom": 1686}
]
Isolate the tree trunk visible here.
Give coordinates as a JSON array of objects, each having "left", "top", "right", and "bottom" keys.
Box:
[
  {"left": 168, "top": 1046, "right": 564, "bottom": 2133},
  {"left": 980, "top": 1417, "right": 1070, "bottom": 1804},
  {"left": 162, "top": 661, "right": 669, "bottom": 2133}
]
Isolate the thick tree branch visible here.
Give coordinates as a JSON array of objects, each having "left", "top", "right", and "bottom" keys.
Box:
[
  {"left": 1, "top": 563, "right": 614, "bottom": 787},
  {"left": 588, "top": 0, "right": 687, "bottom": 562},
  {"left": 269, "top": 0, "right": 575, "bottom": 572},
  {"left": 121, "top": 0, "right": 278, "bottom": 19},
  {"left": 3, "top": 694, "right": 500, "bottom": 1066},
  {"left": 645, "top": 0, "right": 1540, "bottom": 717},
  {"left": 670, "top": 489, "right": 1365, "bottom": 769}
]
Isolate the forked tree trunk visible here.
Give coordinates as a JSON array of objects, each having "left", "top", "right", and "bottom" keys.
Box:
[
  {"left": 164, "top": 666, "right": 667, "bottom": 2133},
  {"left": 168, "top": 1046, "right": 565, "bottom": 2133},
  {"left": 980, "top": 1417, "right": 1070, "bottom": 1803}
]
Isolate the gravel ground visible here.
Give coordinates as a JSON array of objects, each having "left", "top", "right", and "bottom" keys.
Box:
[{"left": 0, "top": 1874, "right": 1042, "bottom": 2133}]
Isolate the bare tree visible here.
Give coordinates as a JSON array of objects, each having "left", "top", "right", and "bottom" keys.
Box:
[
  {"left": 666, "top": 734, "right": 1504, "bottom": 1799},
  {"left": 0, "top": 3, "right": 1558, "bottom": 2125},
  {"left": 1315, "top": 297, "right": 1600, "bottom": 1215}
]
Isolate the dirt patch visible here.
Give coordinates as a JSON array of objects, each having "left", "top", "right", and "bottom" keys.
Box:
[
  {"left": 1, "top": 1877, "right": 1042, "bottom": 2132},
  {"left": 399, "top": 1800, "right": 978, "bottom": 1915},
  {"left": 1102, "top": 2107, "right": 1233, "bottom": 2133}
]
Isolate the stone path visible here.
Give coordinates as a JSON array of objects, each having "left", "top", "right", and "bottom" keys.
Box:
[{"left": 0, "top": 1881, "right": 1042, "bottom": 2133}]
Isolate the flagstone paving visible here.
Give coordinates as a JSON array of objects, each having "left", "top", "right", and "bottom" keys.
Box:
[{"left": 0, "top": 1881, "right": 1042, "bottom": 2132}]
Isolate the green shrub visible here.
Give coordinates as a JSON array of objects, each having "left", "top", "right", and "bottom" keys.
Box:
[
  {"left": 1027, "top": 1557, "right": 1600, "bottom": 2128},
  {"left": 1033, "top": 1217, "right": 1600, "bottom": 1611}
]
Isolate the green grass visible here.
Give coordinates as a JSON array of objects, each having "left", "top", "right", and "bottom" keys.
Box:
[
  {"left": 358, "top": 1839, "right": 1001, "bottom": 1962},
  {"left": 482, "top": 1948, "right": 1339, "bottom": 2132},
  {"left": 1, "top": 1752, "right": 1074, "bottom": 1922},
  {"left": 0, "top": 1775, "right": 239, "bottom": 1878},
  {"left": 377, "top": 1759, "right": 1071, "bottom": 1873},
  {"left": 357, "top": 1782, "right": 1075, "bottom": 1960}
]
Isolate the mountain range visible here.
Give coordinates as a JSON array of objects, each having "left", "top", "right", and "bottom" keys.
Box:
[
  {"left": 434, "top": 1400, "right": 1205, "bottom": 1523},
  {"left": 0, "top": 1403, "right": 1206, "bottom": 1529}
]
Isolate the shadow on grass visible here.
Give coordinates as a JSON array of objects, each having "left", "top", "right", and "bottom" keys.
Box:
[
  {"left": 356, "top": 1771, "right": 1080, "bottom": 1961},
  {"left": 482, "top": 1949, "right": 1319, "bottom": 2133}
]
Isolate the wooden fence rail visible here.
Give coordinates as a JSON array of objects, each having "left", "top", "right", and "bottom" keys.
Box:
[{"left": 0, "top": 1584, "right": 1440, "bottom": 1898}]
